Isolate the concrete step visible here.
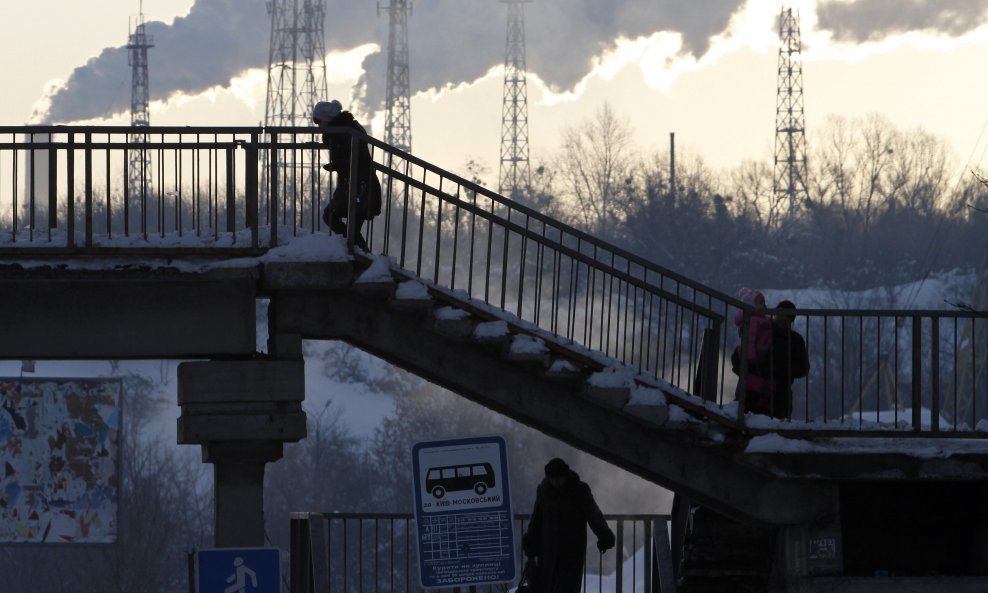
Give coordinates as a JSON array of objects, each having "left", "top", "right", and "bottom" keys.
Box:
[
  {"left": 471, "top": 320, "right": 511, "bottom": 347},
  {"left": 390, "top": 279, "right": 434, "bottom": 313},
  {"left": 503, "top": 334, "right": 551, "bottom": 367},
  {"left": 431, "top": 306, "right": 477, "bottom": 340},
  {"left": 543, "top": 358, "right": 587, "bottom": 382}
]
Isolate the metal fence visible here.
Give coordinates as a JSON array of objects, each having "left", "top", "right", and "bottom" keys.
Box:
[
  {"left": 289, "top": 513, "right": 674, "bottom": 593},
  {"left": 0, "top": 125, "right": 984, "bottom": 434}
]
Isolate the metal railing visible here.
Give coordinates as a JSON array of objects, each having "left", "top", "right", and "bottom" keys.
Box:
[
  {"left": 0, "top": 125, "right": 984, "bottom": 434},
  {"left": 289, "top": 513, "right": 673, "bottom": 593}
]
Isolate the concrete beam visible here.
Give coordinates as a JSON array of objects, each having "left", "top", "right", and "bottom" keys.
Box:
[{"left": 0, "top": 273, "right": 257, "bottom": 358}]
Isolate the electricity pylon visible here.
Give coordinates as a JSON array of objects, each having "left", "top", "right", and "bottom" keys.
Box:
[
  {"left": 774, "top": 6, "right": 808, "bottom": 222},
  {"left": 127, "top": 1, "right": 154, "bottom": 208},
  {"left": 262, "top": 0, "right": 329, "bottom": 225},
  {"left": 380, "top": 0, "right": 412, "bottom": 152},
  {"left": 498, "top": 0, "right": 531, "bottom": 200}
]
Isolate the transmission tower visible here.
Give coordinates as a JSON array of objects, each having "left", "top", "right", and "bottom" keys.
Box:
[
  {"left": 263, "top": 0, "right": 329, "bottom": 225},
  {"left": 774, "top": 6, "right": 808, "bottom": 221},
  {"left": 264, "top": 0, "right": 329, "bottom": 128},
  {"left": 127, "top": 1, "right": 154, "bottom": 202},
  {"left": 380, "top": 0, "right": 412, "bottom": 152},
  {"left": 498, "top": 0, "right": 531, "bottom": 199}
]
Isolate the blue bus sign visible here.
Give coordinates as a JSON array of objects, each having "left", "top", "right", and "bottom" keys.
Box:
[
  {"left": 412, "top": 435, "right": 515, "bottom": 588},
  {"left": 196, "top": 547, "right": 281, "bottom": 593}
]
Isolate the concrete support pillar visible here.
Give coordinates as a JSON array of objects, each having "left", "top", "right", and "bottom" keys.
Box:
[
  {"left": 204, "top": 441, "right": 285, "bottom": 547},
  {"left": 178, "top": 359, "right": 306, "bottom": 548}
]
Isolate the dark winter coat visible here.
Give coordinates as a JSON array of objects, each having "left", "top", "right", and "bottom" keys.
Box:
[
  {"left": 522, "top": 471, "right": 615, "bottom": 593},
  {"left": 766, "top": 323, "right": 809, "bottom": 418},
  {"left": 321, "top": 111, "right": 382, "bottom": 218}
]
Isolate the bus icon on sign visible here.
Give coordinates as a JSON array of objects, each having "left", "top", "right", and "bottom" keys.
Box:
[{"left": 426, "top": 463, "right": 495, "bottom": 498}]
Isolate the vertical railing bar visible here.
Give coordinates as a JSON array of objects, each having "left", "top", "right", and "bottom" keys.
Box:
[
  {"left": 450, "top": 186, "right": 462, "bottom": 291},
  {"left": 823, "top": 316, "right": 829, "bottom": 422},
  {"left": 615, "top": 519, "right": 624, "bottom": 593},
  {"left": 48, "top": 138, "right": 58, "bottom": 241},
  {"left": 467, "top": 183, "right": 478, "bottom": 297},
  {"left": 534, "top": 222, "right": 546, "bottom": 327},
  {"left": 415, "top": 166, "right": 427, "bottom": 275},
  {"left": 484, "top": 198, "right": 494, "bottom": 303},
  {"left": 500, "top": 207, "right": 510, "bottom": 311},
  {"left": 270, "top": 134, "right": 279, "bottom": 247},
  {"left": 104, "top": 135, "right": 111, "bottom": 239},
  {"left": 912, "top": 316, "right": 922, "bottom": 431},
  {"left": 158, "top": 144, "right": 165, "bottom": 236},
  {"left": 516, "top": 214, "right": 528, "bottom": 319},
  {"left": 931, "top": 316, "right": 940, "bottom": 432},
  {"left": 399, "top": 160, "right": 411, "bottom": 269},
  {"left": 84, "top": 132, "right": 93, "bottom": 249}
]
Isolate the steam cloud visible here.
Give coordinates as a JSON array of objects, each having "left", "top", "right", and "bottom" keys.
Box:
[
  {"left": 42, "top": 0, "right": 988, "bottom": 124},
  {"left": 816, "top": 0, "right": 988, "bottom": 43},
  {"left": 41, "top": 0, "right": 744, "bottom": 123}
]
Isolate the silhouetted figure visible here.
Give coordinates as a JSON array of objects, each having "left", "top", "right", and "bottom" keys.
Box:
[
  {"left": 732, "top": 287, "right": 773, "bottom": 414},
  {"left": 766, "top": 300, "right": 809, "bottom": 419},
  {"left": 313, "top": 100, "right": 382, "bottom": 250},
  {"left": 522, "top": 458, "right": 615, "bottom": 593}
]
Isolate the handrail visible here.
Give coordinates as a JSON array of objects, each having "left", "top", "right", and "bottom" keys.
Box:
[{"left": 0, "top": 125, "right": 983, "bottom": 435}]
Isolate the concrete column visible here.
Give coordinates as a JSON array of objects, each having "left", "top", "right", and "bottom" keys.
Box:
[
  {"left": 178, "top": 359, "right": 306, "bottom": 548},
  {"left": 204, "top": 441, "right": 284, "bottom": 547}
]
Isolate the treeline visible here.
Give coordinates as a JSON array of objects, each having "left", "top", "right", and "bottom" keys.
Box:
[{"left": 508, "top": 106, "right": 986, "bottom": 292}]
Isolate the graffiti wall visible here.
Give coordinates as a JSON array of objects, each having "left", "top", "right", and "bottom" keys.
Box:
[{"left": 0, "top": 378, "right": 121, "bottom": 544}]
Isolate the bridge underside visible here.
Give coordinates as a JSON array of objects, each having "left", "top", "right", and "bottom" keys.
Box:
[{"left": 3, "top": 258, "right": 988, "bottom": 588}]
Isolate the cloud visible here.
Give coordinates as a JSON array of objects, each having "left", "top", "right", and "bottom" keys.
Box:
[
  {"left": 356, "top": 0, "right": 745, "bottom": 111},
  {"left": 41, "top": 0, "right": 375, "bottom": 123},
  {"left": 816, "top": 0, "right": 988, "bottom": 43},
  {"left": 42, "top": 0, "right": 749, "bottom": 123}
]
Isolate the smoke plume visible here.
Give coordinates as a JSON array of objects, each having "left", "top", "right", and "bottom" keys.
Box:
[
  {"left": 40, "top": 0, "right": 745, "bottom": 123},
  {"left": 816, "top": 0, "right": 988, "bottom": 43},
  {"left": 45, "top": 0, "right": 988, "bottom": 124}
]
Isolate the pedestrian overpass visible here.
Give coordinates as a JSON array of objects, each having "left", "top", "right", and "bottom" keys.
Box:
[{"left": 0, "top": 125, "right": 986, "bottom": 592}]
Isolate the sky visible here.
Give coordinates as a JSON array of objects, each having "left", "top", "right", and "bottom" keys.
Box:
[{"left": 5, "top": 0, "right": 988, "bottom": 188}]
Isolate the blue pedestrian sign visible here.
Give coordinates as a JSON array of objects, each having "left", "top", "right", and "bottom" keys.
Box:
[
  {"left": 412, "top": 435, "right": 515, "bottom": 589},
  {"left": 196, "top": 547, "right": 281, "bottom": 593}
]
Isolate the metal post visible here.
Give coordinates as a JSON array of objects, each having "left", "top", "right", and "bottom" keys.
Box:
[
  {"left": 346, "top": 134, "right": 360, "bottom": 250},
  {"left": 912, "top": 316, "right": 922, "bottom": 431},
  {"left": 66, "top": 133, "right": 75, "bottom": 248},
  {"left": 245, "top": 132, "right": 259, "bottom": 248},
  {"left": 931, "top": 316, "right": 940, "bottom": 432},
  {"left": 84, "top": 132, "right": 93, "bottom": 248}
]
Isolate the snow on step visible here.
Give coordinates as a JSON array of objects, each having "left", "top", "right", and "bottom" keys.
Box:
[
  {"left": 583, "top": 366, "right": 635, "bottom": 408},
  {"left": 473, "top": 320, "right": 509, "bottom": 343},
  {"left": 506, "top": 335, "right": 550, "bottom": 364},
  {"left": 624, "top": 385, "right": 669, "bottom": 425},
  {"left": 432, "top": 306, "right": 476, "bottom": 339}
]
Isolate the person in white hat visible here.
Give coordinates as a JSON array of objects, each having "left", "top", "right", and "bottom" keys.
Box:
[{"left": 313, "top": 100, "right": 382, "bottom": 250}]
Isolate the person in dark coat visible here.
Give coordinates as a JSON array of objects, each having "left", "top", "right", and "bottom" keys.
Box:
[
  {"left": 766, "top": 300, "right": 809, "bottom": 419},
  {"left": 313, "top": 100, "right": 382, "bottom": 250},
  {"left": 522, "top": 458, "right": 616, "bottom": 593}
]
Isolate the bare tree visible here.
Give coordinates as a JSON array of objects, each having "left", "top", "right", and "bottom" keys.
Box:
[{"left": 555, "top": 103, "right": 636, "bottom": 239}]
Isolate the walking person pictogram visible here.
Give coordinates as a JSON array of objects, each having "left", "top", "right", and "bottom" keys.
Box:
[{"left": 224, "top": 556, "right": 258, "bottom": 593}]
